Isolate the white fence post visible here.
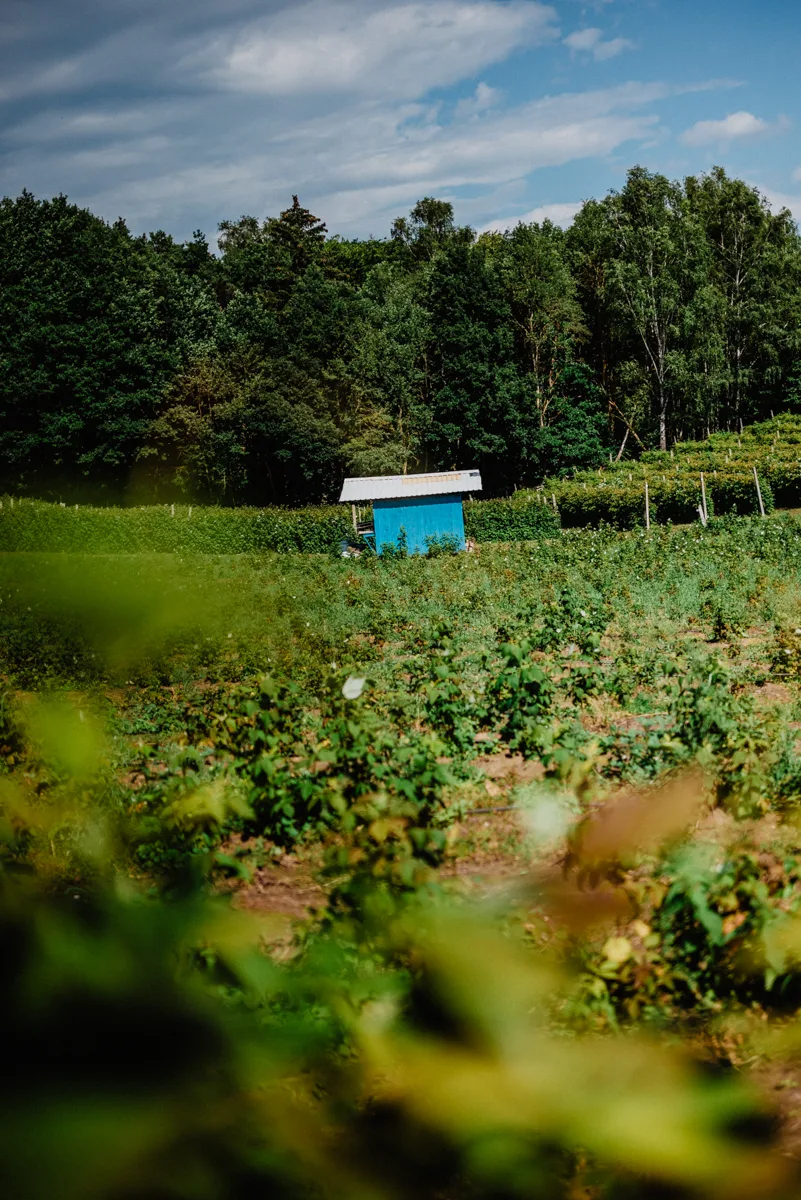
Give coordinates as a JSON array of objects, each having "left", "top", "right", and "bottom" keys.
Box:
[{"left": 753, "top": 466, "right": 766, "bottom": 518}]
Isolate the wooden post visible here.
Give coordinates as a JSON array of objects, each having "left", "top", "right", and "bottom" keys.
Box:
[
  {"left": 351, "top": 503, "right": 358, "bottom": 533},
  {"left": 753, "top": 466, "right": 766, "bottom": 518},
  {"left": 645, "top": 481, "right": 650, "bottom": 531},
  {"left": 698, "top": 505, "right": 707, "bottom": 528},
  {"left": 551, "top": 493, "right": 557, "bottom": 512},
  {"left": 700, "top": 472, "right": 708, "bottom": 523}
]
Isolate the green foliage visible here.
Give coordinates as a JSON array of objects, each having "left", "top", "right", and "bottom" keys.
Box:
[
  {"left": 463, "top": 494, "right": 559, "bottom": 541},
  {"left": 548, "top": 413, "right": 790, "bottom": 528},
  {"left": 587, "top": 834, "right": 801, "bottom": 1024},
  {"left": 0, "top": 498, "right": 351, "bottom": 554},
  {"left": 0, "top": 191, "right": 216, "bottom": 499},
  {"left": 771, "top": 625, "right": 801, "bottom": 679},
  {"left": 0, "top": 493, "right": 560, "bottom": 554},
  {"left": 414, "top": 623, "right": 484, "bottom": 755},
  {"left": 0, "top": 838, "right": 780, "bottom": 1200},
  {"left": 424, "top": 532, "right": 462, "bottom": 556},
  {"left": 487, "top": 641, "right": 556, "bottom": 753},
  {"left": 5, "top": 504, "right": 801, "bottom": 1195},
  {"left": 206, "top": 673, "right": 463, "bottom": 851},
  {"left": 5, "top": 170, "right": 801, "bottom": 504}
]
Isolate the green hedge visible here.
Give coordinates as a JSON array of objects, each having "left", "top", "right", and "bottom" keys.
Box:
[
  {"left": 463, "top": 496, "right": 558, "bottom": 542},
  {"left": 2, "top": 426, "right": 789, "bottom": 548},
  {"left": 0, "top": 501, "right": 352, "bottom": 554},
  {"left": 553, "top": 471, "right": 774, "bottom": 529},
  {"left": 555, "top": 484, "right": 644, "bottom": 529},
  {"left": 0, "top": 494, "right": 561, "bottom": 554},
  {"left": 537, "top": 412, "right": 795, "bottom": 529}
]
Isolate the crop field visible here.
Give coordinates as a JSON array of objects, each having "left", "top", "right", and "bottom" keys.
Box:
[{"left": 6, "top": 506, "right": 801, "bottom": 1196}]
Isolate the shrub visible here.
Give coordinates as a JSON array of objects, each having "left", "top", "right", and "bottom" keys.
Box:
[
  {"left": 0, "top": 499, "right": 352, "bottom": 555},
  {"left": 552, "top": 470, "right": 774, "bottom": 528},
  {"left": 0, "top": 495, "right": 559, "bottom": 553},
  {"left": 463, "top": 495, "right": 559, "bottom": 541}
]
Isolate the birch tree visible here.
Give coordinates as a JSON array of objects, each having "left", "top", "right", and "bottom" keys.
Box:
[{"left": 605, "top": 167, "right": 707, "bottom": 451}]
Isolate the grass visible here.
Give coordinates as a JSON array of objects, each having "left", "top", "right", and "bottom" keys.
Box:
[
  {"left": 6, "top": 509, "right": 801, "bottom": 1195},
  {"left": 2, "top": 512, "right": 798, "bottom": 690}
]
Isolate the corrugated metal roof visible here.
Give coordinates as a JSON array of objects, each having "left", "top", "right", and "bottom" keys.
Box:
[{"left": 339, "top": 470, "right": 482, "bottom": 503}]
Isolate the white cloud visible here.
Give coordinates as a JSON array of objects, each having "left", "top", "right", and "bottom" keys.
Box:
[
  {"left": 564, "top": 26, "right": 633, "bottom": 61},
  {"left": 2, "top": 80, "right": 667, "bottom": 237},
  {"left": 0, "top": 0, "right": 741, "bottom": 241},
  {"left": 564, "top": 27, "right": 602, "bottom": 51},
  {"left": 594, "top": 37, "right": 633, "bottom": 61},
  {"left": 454, "top": 81, "right": 501, "bottom": 118},
  {"left": 680, "top": 110, "right": 784, "bottom": 146},
  {"left": 211, "top": 1, "right": 559, "bottom": 99},
  {"left": 481, "top": 201, "right": 582, "bottom": 232},
  {"left": 132, "top": 84, "right": 667, "bottom": 233}
]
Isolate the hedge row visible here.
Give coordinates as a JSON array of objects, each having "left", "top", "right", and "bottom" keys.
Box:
[
  {"left": 551, "top": 471, "right": 774, "bottom": 529},
  {"left": 463, "top": 497, "right": 558, "bottom": 542},
  {"left": 0, "top": 501, "right": 353, "bottom": 554},
  {"left": 3, "top": 415, "right": 793, "bottom": 549},
  {"left": 0, "top": 494, "right": 560, "bottom": 554},
  {"left": 531, "top": 413, "right": 799, "bottom": 529}
]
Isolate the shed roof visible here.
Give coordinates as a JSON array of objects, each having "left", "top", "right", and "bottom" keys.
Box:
[{"left": 339, "top": 470, "right": 482, "bottom": 503}]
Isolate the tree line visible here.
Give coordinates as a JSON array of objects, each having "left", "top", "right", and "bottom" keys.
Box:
[{"left": 1, "top": 166, "right": 800, "bottom": 505}]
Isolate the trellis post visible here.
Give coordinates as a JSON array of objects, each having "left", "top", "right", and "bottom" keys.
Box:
[
  {"left": 753, "top": 466, "right": 766, "bottom": 518},
  {"left": 645, "top": 481, "right": 650, "bottom": 531}
]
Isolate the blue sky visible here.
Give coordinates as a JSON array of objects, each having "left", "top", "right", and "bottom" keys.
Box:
[{"left": 1, "top": 0, "right": 799, "bottom": 242}]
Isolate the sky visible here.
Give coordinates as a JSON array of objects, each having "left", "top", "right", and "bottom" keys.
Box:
[{"left": 1, "top": 0, "right": 800, "bottom": 243}]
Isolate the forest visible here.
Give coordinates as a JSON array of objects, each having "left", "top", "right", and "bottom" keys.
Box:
[{"left": 2, "top": 165, "right": 800, "bottom": 505}]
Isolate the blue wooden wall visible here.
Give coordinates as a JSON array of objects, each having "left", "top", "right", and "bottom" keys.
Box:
[{"left": 373, "top": 494, "right": 466, "bottom": 555}]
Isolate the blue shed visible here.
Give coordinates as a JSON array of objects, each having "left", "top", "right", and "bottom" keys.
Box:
[{"left": 339, "top": 470, "right": 483, "bottom": 555}]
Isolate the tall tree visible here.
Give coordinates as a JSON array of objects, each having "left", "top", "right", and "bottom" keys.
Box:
[
  {"left": 218, "top": 196, "right": 328, "bottom": 308},
  {"left": 685, "top": 167, "right": 801, "bottom": 427},
  {"left": 265, "top": 195, "right": 327, "bottom": 274},
  {"left": 348, "top": 263, "right": 431, "bottom": 474},
  {"left": 391, "top": 197, "right": 474, "bottom": 264},
  {"left": 603, "top": 168, "right": 709, "bottom": 449},
  {"left": 424, "top": 240, "right": 528, "bottom": 491},
  {"left": 485, "top": 221, "right": 586, "bottom": 428}
]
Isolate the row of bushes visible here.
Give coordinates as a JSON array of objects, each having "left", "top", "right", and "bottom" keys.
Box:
[
  {"left": 552, "top": 471, "right": 774, "bottom": 529},
  {"left": 2, "top": 410, "right": 795, "bottom": 550},
  {"left": 0, "top": 494, "right": 560, "bottom": 554},
  {"left": 0, "top": 500, "right": 353, "bottom": 554},
  {"left": 463, "top": 496, "right": 558, "bottom": 541},
  {"left": 538, "top": 414, "right": 797, "bottom": 526}
]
